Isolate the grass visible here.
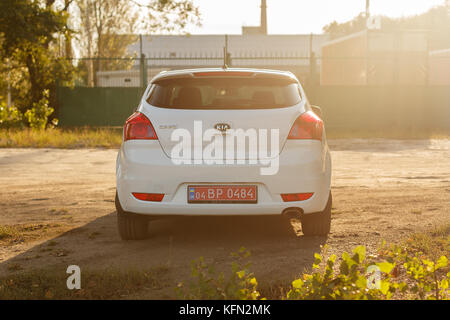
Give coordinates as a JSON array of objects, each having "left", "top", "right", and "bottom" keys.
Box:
[
  {"left": 0, "top": 223, "right": 69, "bottom": 245},
  {"left": 325, "top": 128, "right": 450, "bottom": 140},
  {"left": 0, "top": 127, "right": 448, "bottom": 149},
  {"left": 0, "top": 225, "right": 20, "bottom": 240},
  {"left": 0, "top": 128, "right": 123, "bottom": 149},
  {"left": 0, "top": 266, "right": 169, "bottom": 299},
  {"left": 403, "top": 224, "right": 450, "bottom": 260}
]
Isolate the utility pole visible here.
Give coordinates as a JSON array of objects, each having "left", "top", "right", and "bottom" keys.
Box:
[
  {"left": 85, "top": 0, "right": 94, "bottom": 87},
  {"left": 140, "top": 35, "right": 147, "bottom": 88},
  {"left": 64, "top": 0, "right": 72, "bottom": 58},
  {"left": 365, "top": 0, "right": 370, "bottom": 86}
]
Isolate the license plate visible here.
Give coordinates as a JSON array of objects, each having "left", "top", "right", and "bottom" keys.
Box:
[{"left": 187, "top": 185, "right": 257, "bottom": 203}]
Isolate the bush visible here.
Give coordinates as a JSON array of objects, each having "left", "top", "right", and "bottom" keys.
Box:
[
  {"left": 176, "top": 247, "right": 262, "bottom": 300},
  {"left": 1, "top": 90, "right": 57, "bottom": 130},
  {"left": 286, "top": 245, "right": 404, "bottom": 300},
  {"left": 0, "top": 102, "right": 24, "bottom": 128},
  {"left": 24, "top": 90, "right": 56, "bottom": 129},
  {"left": 378, "top": 242, "right": 449, "bottom": 300},
  {"left": 287, "top": 244, "right": 448, "bottom": 300}
]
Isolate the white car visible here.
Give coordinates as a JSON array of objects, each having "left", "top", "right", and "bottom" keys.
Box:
[{"left": 115, "top": 68, "right": 332, "bottom": 240}]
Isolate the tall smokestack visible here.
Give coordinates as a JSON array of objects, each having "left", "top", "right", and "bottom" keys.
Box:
[{"left": 260, "top": 0, "right": 267, "bottom": 35}]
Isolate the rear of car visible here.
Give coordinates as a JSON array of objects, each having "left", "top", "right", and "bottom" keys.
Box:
[{"left": 115, "top": 68, "right": 332, "bottom": 240}]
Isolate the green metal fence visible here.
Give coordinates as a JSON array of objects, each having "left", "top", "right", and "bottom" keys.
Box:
[
  {"left": 57, "top": 84, "right": 450, "bottom": 130},
  {"left": 57, "top": 86, "right": 143, "bottom": 127},
  {"left": 305, "top": 85, "right": 450, "bottom": 131},
  {"left": 56, "top": 53, "right": 450, "bottom": 130}
]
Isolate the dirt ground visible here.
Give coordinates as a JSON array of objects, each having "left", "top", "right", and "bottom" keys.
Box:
[{"left": 0, "top": 139, "right": 449, "bottom": 298}]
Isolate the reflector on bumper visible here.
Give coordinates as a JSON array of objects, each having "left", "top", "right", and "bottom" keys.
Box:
[
  {"left": 132, "top": 193, "right": 164, "bottom": 202},
  {"left": 281, "top": 193, "right": 314, "bottom": 202}
]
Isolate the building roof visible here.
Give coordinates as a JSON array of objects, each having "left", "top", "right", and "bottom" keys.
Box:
[{"left": 127, "top": 34, "right": 330, "bottom": 58}]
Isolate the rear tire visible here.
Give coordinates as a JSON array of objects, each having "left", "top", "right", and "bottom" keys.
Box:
[
  {"left": 115, "top": 193, "right": 149, "bottom": 240},
  {"left": 301, "top": 192, "right": 332, "bottom": 236}
]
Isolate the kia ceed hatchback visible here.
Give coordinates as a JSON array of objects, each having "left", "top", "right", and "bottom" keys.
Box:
[{"left": 115, "top": 68, "right": 332, "bottom": 240}]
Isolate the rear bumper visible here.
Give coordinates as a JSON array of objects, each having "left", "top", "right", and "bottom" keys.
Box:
[{"left": 116, "top": 140, "right": 331, "bottom": 216}]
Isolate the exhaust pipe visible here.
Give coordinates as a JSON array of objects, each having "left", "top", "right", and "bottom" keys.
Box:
[{"left": 282, "top": 207, "right": 304, "bottom": 219}]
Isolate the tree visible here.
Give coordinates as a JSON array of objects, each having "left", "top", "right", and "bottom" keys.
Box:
[
  {"left": 322, "top": 13, "right": 367, "bottom": 39},
  {"left": 322, "top": 5, "right": 450, "bottom": 50},
  {"left": 73, "top": 0, "right": 201, "bottom": 85},
  {"left": 0, "top": 0, "right": 74, "bottom": 113},
  {"left": 75, "top": 0, "right": 140, "bottom": 58},
  {"left": 0, "top": 0, "right": 201, "bottom": 110},
  {"left": 0, "top": 0, "right": 66, "bottom": 56}
]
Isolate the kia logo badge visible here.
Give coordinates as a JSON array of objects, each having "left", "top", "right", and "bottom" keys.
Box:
[{"left": 214, "top": 123, "right": 231, "bottom": 132}]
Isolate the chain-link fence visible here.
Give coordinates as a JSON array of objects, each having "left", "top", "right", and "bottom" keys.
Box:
[
  {"left": 59, "top": 30, "right": 450, "bottom": 88},
  {"left": 65, "top": 54, "right": 450, "bottom": 88},
  {"left": 65, "top": 54, "right": 314, "bottom": 88}
]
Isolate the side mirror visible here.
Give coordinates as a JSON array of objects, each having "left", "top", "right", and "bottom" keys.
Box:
[{"left": 311, "top": 105, "right": 322, "bottom": 119}]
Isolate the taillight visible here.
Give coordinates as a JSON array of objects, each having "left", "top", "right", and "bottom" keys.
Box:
[
  {"left": 132, "top": 193, "right": 164, "bottom": 202},
  {"left": 287, "top": 111, "right": 323, "bottom": 141},
  {"left": 123, "top": 112, "right": 158, "bottom": 141},
  {"left": 281, "top": 193, "right": 314, "bottom": 202}
]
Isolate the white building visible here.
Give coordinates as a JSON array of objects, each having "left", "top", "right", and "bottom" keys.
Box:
[
  {"left": 128, "top": 34, "right": 329, "bottom": 59},
  {"left": 96, "top": 34, "right": 330, "bottom": 87}
]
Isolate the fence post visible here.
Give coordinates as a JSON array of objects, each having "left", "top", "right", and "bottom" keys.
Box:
[
  {"left": 309, "top": 52, "right": 317, "bottom": 85},
  {"left": 309, "top": 33, "right": 317, "bottom": 86},
  {"left": 227, "top": 52, "right": 232, "bottom": 67},
  {"left": 140, "top": 53, "right": 147, "bottom": 88},
  {"left": 425, "top": 31, "right": 430, "bottom": 86},
  {"left": 6, "top": 58, "right": 11, "bottom": 107},
  {"left": 223, "top": 34, "right": 232, "bottom": 68},
  {"left": 143, "top": 56, "right": 148, "bottom": 87},
  {"left": 393, "top": 31, "right": 400, "bottom": 86}
]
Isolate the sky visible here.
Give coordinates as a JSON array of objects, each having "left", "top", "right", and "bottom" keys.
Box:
[{"left": 185, "top": 0, "right": 446, "bottom": 34}]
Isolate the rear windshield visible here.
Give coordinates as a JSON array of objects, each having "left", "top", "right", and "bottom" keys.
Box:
[{"left": 146, "top": 78, "right": 301, "bottom": 109}]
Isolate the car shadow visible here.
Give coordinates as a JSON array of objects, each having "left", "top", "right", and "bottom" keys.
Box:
[{"left": 0, "top": 212, "right": 327, "bottom": 297}]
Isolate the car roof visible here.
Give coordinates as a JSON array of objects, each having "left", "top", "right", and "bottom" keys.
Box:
[{"left": 150, "top": 67, "right": 298, "bottom": 83}]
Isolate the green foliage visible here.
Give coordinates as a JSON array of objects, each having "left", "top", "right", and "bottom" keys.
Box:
[
  {"left": 176, "top": 247, "right": 262, "bottom": 300},
  {"left": 291, "top": 244, "right": 448, "bottom": 300},
  {"left": 0, "top": 0, "right": 74, "bottom": 113},
  {"left": 287, "top": 242, "right": 448, "bottom": 300},
  {"left": 379, "top": 242, "right": 449, "bottom": 300},
  {"left": 0, "top": 102, "right": 24, "bottom": 129},
  {"left": 24, "top": 90, "right": 56, "bottom": 129},
  {"left": 1, "top": 89, "right": 57, "bottom": 129},
  {"left": 0, "top": 0, "right": 67, "bottom": 56},
  {"left": 404, "top": 255, "right": 449, "bottom": 300},
  {"left": 0, "top": 0, "right": 200, "bottom": 109},
  {"left": 177, "top": 243, "right": 449, "bottom": 300},
  {"left": 287, "top": 245, "right": 398, "bottom": 300}
]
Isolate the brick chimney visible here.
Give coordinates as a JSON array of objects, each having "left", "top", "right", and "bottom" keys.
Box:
[{"left": 260, "top": 0, "right": 267, "bottom": 35}]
